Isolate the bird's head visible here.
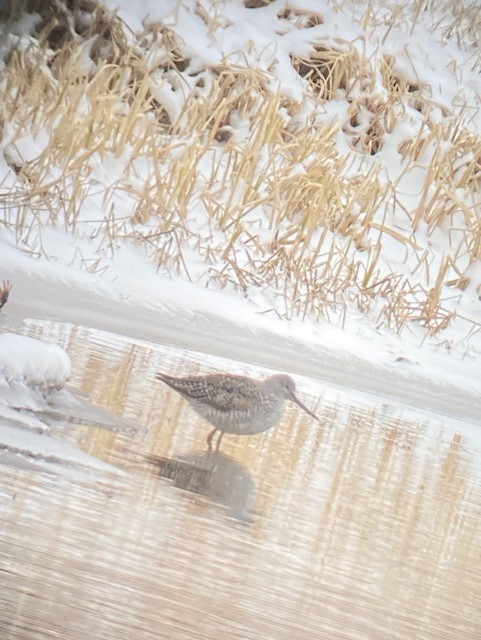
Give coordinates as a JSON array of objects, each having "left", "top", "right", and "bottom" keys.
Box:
[{"left": 267, "top": 374, "right": 320, "bottom": 422}]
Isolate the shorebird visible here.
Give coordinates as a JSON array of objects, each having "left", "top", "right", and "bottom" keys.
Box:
[{"left": 155, "top": 371, "right": 319, "bottom": 452}]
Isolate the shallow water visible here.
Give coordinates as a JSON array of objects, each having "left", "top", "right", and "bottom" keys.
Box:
[{"left": 1, "top": 320, "right": 480, "bottom": 639}]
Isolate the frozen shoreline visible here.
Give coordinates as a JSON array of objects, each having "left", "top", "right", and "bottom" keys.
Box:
[{"left": 2, "top": 253, "right": 481, "bottom": 428}]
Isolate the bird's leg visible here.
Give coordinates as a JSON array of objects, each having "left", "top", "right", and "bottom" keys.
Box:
[
  {"left": 214, "top": 431, "right": 224, "bottom": 454},
  {"left": 206, "top": 428, "right": 217, "bottom": 451}
]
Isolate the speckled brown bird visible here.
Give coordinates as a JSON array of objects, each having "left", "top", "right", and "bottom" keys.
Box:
[{"left": 155, "top": 371, "right": 319, "bottom": 452}]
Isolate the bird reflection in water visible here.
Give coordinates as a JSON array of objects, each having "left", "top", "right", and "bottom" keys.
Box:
[{"left": 146, "top": 452, "right": 255, "bottom": 521}]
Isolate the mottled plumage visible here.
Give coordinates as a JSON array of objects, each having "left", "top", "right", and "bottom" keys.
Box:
[{"left": 156, "top": 371, "right": 319, "bottom": 451}]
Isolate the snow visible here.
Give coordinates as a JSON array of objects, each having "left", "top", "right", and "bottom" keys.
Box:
[
  {"left": 0, "top": 316, "right": 131, "bottom": 475},
  {"left": 0, "top": 332, "right": 70, "bottom": 388},
  {"left": 0, "top": 331, "right": 72, "bottom": 431},
  {"left": 0, "top": 423, "right": 125, "bottom": 476},
  {"left": 0, "top": 328, "right": 130, "bottom": 474}
]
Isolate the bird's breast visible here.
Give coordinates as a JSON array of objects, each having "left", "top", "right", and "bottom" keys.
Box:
[{"left": 187, "top": 397, "right": 286, "bottom": 435}]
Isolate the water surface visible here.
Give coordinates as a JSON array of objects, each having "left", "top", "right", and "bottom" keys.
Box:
[{"left": 0, "top": 321, "right": 480, "bottom": 639}]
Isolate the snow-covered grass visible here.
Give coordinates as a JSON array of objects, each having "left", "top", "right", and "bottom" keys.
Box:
[{"left": 1, "top": 0, "right": 481, "bottom": 373}]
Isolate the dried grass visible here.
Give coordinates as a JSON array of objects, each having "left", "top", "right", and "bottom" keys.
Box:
[{"left": 1, "top": 0, "right": 481, "bottom": 342}]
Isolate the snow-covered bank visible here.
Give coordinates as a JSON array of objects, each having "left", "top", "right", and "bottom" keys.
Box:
[
  {"left": 0, "top": 328, "right": 71, "bottom": 425},
  {"left": 2, "top": 246, "right": 481, "bottom": 427},
  {"left": 2, "top": 0, "right": 481, "bottom": 345},
  {"left": 0, "top": 332, "right": 70, "bottom": 388},
  {"left": 0, "top": 292, "right": 132, "bottom": 475}
]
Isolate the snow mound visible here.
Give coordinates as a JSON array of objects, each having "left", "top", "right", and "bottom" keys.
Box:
[{"left": 0, "top": 332, "right": 71, "bottom": 388}]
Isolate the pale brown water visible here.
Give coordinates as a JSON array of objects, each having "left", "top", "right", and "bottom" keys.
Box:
[{"left": 0, "top": 321, "right": 480, "bottom": 640}]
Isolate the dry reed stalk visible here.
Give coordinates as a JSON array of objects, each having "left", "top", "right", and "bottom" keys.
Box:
[{"left": 292, "top": 44, "right": 366, "bottom": 100}]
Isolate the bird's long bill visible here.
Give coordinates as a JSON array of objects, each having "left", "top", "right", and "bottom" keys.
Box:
[{"left": 291, "top": 394, "right": 320, "bottom": 422}]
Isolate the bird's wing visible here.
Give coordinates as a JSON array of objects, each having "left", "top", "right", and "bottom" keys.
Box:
[
  {"left": 157, "top": 373, "right": 261, "bottom": 411},
  {"left": 201, "top": 376, "right": 262, "bottom": 412}
]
